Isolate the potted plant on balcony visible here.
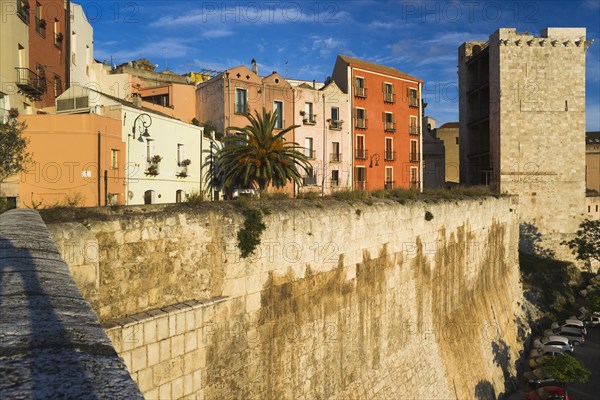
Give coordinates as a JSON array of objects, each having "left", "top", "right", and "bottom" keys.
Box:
[
  {"left": 151, "top": 155, "right": 162, "bottom": 164},
  {"left": 178, "top": 171, "right": 188, "bottom": 178},
  {"left": 56, "top": 32, "right": 64, "bottom": 42},
  {"left": 39, "top": 18, "right": 46, "bottom": 27},
  {"left": 22, "top": 0, "right": 30, "bottom": 9},
  {"left": 147, "top": 165, "right": 158, "bottom": 176},
  {"left": 8, "top": 108, "right": 19, "bottom": 118},
  {"left": 180, "top": 159, "right": 191, "bottom": 167}
]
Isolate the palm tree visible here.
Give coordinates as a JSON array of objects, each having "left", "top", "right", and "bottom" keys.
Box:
[{"left": 209, "top": 107, "right": 310, "bottom": 196}]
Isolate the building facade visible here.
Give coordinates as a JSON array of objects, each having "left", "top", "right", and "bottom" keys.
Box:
[
  {"left": 459, "top": 28, "right": 590, "bottom": 255},
  {"left": 288, "top": 79, "right": 352, "bottom": 194},
  {"left": 19, "top": 113, "right": 125, "bottom": 207},
  {"left": 138, "top": 84, "right": 197, "bottom": 124},
  {"left": 332, "top": 55, "right": 423, "bottom": 191},
  {"left": 69, "top": 2, "right": 93, "bottom": 87},
  {"left": 26, "top": 0, "right": 69, "bottom": 110},
  {"left": 54, "top": 85, "right": 209, "bottom": 205},
  {"left": 434, "top": 122, "right": 460, "bottom": 184}
]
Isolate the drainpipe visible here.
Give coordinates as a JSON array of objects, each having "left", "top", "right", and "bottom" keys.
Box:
[
  {"left": 97, "top": 130, "right": 101, "bottom": 206},
  {"left": 348, "top": 63, "right": 354, "bottom": 189},
  {"left": 65, "top": 0, "right": 71, "bottom": 89},
  {"left": 225, "top": 72, "right": 230, "bottom": 135},
  {"left": 418, "top": 81, "right": 423, "bottom": 193},
  {"left": 292, "top": 86, "right": 297, "bottom": 198}
]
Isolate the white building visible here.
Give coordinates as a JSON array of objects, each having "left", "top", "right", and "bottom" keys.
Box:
[
  {"left": 55, "top": 85, "right": 211, "bottom": 204},
  {"left": 69, "top": 3, "right": 94, "bottom": 87}
]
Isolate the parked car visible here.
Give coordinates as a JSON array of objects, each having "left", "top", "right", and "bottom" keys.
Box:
[
  {"left": 524, "top": 367, "right": 557, "bottom": 389},
  {"left": 527, "top": 386, "right": 570, "bottom": 400},
  {"left": 543, "top": 327, "right": 585, "bottom": 346},
  {"left": 571, "top": 313, "right": 600, "bottom": 327},
  {"left": 529, "top": 344, "right": 572, "bottom": 358},
  {"left": 528, "top": 355, "right": 551, "bottom": 369},
  {"left": 551, "top": 320, "right": 587, "bottom": 335},
  {"left": 533, "top": 336, "right": 570, "bottom": 349}
]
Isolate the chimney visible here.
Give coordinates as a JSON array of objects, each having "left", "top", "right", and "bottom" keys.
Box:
[
  {"left": 251, "top": 58, "right": 258, "bottom": 75},
  {"left": 312, "top": 80, "right": 316, "bottom": 89}
]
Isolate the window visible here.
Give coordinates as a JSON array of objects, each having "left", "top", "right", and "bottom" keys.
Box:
[
  {"left": 303, "top": 102, "right": 315, "bottom": 124},
  {"left": 144, "top": 190, "right": 155, "bottom": 205},
  {"left": 35, "top": 2, "right": 45, "bottom": 37},
  {"left": 53, "top": 75, "right": 62, "bottom": 98},
  {"left": 17, "top": 0, "right": 30, "bottom": 24},
  {"left": 304, "top": 137, "right": 314, "bottom": 159},
  {"left": 410, "top": 116, "right": 418, "bottom": 135},
  {"left": 408, "top": 87, "right": 418, "bottom": 107},
  {"left": 355, "top": 77, "right": 366, "bottom": 97},
  {"left": 356, "top": 166, "right": 366, "bottom": 190},
  {"left": 111, "top": 149, "right": 119, "bottom": 169},
  {"left": 71, "top": 32, "right": 77, "bottom": 64},
  {"left": 385, "top": 167, "right": 394, "bottom": 189},
  {"left": 108, "top": 193, "right": 118, "bottom": 205},
  {"left": 177, "top": 144, "right": 185, "bottom": 165},
  {"left": 303, "top": 166, "right": 316, "bottom": 185},
  {"left": 331, "top": 170, "right": 339, "bottom": 186},
  {"left": 385, "top": 138, "right": 394, "bottom": 161},
  {"left": 146, "top": 139, "right": 154, "bottom": 162},
  {"left": 356, "top": 135, "right": 366, "bottom": 159},
  {"left": 329, "top": 107, "right": 341, "bottom": 129},
  {"left": 355, "top": 108, "right": 366, "bottom": 128},
  {"left": 235, "top": 88, "right": 247, "bottom": 114},
  {"left": 410, "top": 167, "right": 419, "bottom": 189},
  {"left": 176, "top": 190, "right": 185, "bottom": 203},
  {"left": 410, "top": 140, "right": 419, "bottom": 162},
  {"left": 331, "top": 142, "right": 340, "bottom": 162},
  {"left": 273, "top": 101, "right": 283, "bottom": 129},
  {"left": 384, "top": 112, "right": 395, "bottom": 132},
  {"left": 384, "top": 83, "right": 394, "bottom": 102},
  {"left": 455, "top": 137, "right": 459, "bottom": 145}
]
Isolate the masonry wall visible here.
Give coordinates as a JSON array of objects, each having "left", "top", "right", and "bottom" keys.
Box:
[{"left": 49, "top": 198, "right": 526, "bottom": 399}]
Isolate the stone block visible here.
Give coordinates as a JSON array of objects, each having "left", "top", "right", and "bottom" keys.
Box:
[
  {"left": 171, "top": 334, "right": 185, "bottom": 358},
  {"left": 183, "top": 373, "right": 194, "bottom": 396},
  {"left": 156, "top": 316, "right": 169, "bottom": 341},
  {"left": 159, "top": 338, "right": 171, "bottom": 362},
  {"left": 184, "top": 330, "right": 197, "bottom": 353},
  {"left": 144, "top": 320, "right": 157, "bottom": 344},
  {"left": 147, "top": 342, "right": 160, "bottom": 367},
  {"left": 158, "top": 382, "right": 172, "bottom": 400},
  {"left": 171, "top": 376, "right": 184, "bottom": 399},
  {"left": 137, "top": 367, "right": 154, "bottom": 392},
  {"left": 131, "top": 345, "right": 147, "bottom": 372}
]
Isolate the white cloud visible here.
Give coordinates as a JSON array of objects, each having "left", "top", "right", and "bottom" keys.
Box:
[
  {"left": 201, "top": 29, "right": 234, "bottom": 39},
  {"left": 583, "top": 0, "right": 600, "bottom": 10},
  {"left": 311, "top": 36, "right": 345, "bottom": 57}
]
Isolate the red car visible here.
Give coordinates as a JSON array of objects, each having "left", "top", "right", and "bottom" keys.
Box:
[{"left": 527, "top": 386, "right": 570, "bottom": 400}]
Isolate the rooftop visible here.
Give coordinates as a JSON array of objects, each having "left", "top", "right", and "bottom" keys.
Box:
[{"left": 337, "top": 55, "right": 423, "bottom": 82}]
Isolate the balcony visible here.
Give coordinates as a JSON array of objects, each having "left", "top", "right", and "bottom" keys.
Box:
[
  {"left": 303, "top": 175, "right": 317, "bottom": 186},
  {"left": 409, "top": 97, "right": 419, "bottom": 107},
  {"left": 176, "top": 165, "right": 189, "bottom": 177},
  {"left": 384, "top": 151, "right": 396, "bottom": 161},
  {"left": 355, "top": 181, "right": 367, "bottom": 190},
  {"left": 304, "top": 149, "right": 316, "bottom": 160},
  {"left": 410, "top": 180, "right": 420, "bottom": 190},
  {"left": 302, "top": 114, "right": 317, "bottom": 125},
  {"left": 355, "top": 87, "right": 367, "bottom": 98},
  {"left": 385, "top": 181, "right": 395, "bottom": 190},
  {"left": 15, "top": 68, "right": 45, "bottom": 97},
  {"left": 384, "top": 92, "right": 395, "bottom": 103},
  {"left": 17, "top": 0, "right": 30, "bottom": 24},
  {"left": 409, "top": 125, "right": 419, "bottom": 135},
  {"left": 384, "top": 122, "right": 396, "bottom": 132},
  {"left": 355, "top": 149, "right": 367, "bottom": 160},
  {"left": 409, "top": 152, "right": 420, "bottom": 162},
  {"left": 234, "top": 103, "right": 248, "bottom": 114},
  {"left": 355, "top": 118, "right": 366, "bottom": 129},
  {"left": 54, "top": 32, "right": 63, "bottom": 48},
  {"left": 330, "top": 153, "right": 341, "bottom": 162},
  {"left": 35, "top": 17, "right": 46, "bottom": 38},
  {"left": 329, "top": 120, "right": 342, "bottom": 130},
  {"left": 145, "top": 161, "right": 160, "bottom": 176}
]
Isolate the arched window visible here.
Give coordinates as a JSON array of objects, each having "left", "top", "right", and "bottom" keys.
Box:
[{"left": 176, "top": 190, "right": 185, "bottom": 203}]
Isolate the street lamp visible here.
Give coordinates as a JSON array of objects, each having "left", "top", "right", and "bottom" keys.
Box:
[
  {"left": 369, "top": 153, "right": 380, "bottom": 168},
  {"left": 131, "top": 113, "right": 152, "bottom": 139}
]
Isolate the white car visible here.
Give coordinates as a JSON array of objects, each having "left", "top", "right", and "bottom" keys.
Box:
[
  {"left": 551, "top": 320, "right": 587, "bottom": 336},
  {"left": 533, "top": 335, "right": 570, "bottom": 349},
  {"left": 529, "top": 344, "right": 572, "bottom": 358},
  {"left": 543, "top": 326, "right": 585, "bottom": 346}
]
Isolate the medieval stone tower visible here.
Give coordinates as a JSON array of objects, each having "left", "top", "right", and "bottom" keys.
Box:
[{"left": 459, "top": 28, "right": 591, "bottom": 258}]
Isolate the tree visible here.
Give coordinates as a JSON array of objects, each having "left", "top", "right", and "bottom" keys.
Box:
[
  {"left": 563, "top": 219, "right": 600, "bottom": 264},
  {"left": 210, "top": 107, "right": 310, "bottom": 195},
  {"left": 544, "top": 353, "right": 590, "bottom": 384},
  {"left": 0, "top": 119, "right": 30, "bottom": 182}
]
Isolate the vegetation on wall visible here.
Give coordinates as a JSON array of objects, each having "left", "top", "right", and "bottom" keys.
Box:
[
  {"left": 237, "top": 208, "right": 267, "bottom": 259},
  {"left": 563, "top": 219, "right": 600, "bottom": 265},
  {"left": 425, "top": 211, "right": 434, "bottom": 221}
]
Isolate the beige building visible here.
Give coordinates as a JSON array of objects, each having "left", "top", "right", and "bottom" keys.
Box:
[
  {"left": 459, "top": 28, "right": 590, "bottom": 258},
  {"left": 586, "top": 132, "right": 600, "bottom": 220},
  {"left": 70, "top": 3, "right": 94, "bottom": 87},
  {"left": 435, "top": 122, "right": 460, "bottom": 184}
]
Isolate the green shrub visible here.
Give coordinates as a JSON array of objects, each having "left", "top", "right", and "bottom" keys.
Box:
[
  {"left": 237, "top": 208, "right": 267, "bottom": 259},
  {"left": 185, "top": 191, "right": 204, "bottom": 207},
  {"left": 297, "top": 191, "right": 320, "bottom": 200},
  {"left": 425, "top": 211, "right": 434, "bottom": 221}
]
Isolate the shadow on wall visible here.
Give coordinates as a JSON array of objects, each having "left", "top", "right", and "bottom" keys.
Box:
[
  {"left": 474, "top": 380, "right": 496, "bottom": 400},
  {"left": 519, "top": 222, "right": 556, "bottom": 259},
  {"left": 0, "top": 211, "right": 105, "bottom": 397},
  {"left": 491, "top": 339, "right": 519, "bottom": 399}
]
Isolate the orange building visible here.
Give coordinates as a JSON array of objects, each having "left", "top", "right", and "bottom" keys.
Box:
[
  {"left": 332, "top": 55, "right": 423, "bottom": 191},
  {"left": 19, "top": 114, "right": 126, "bottom": 207},
  {"left": 22, "top": 0, "right": 69, "bottom": 110},
  {"left": 138, "top": 84, "right": 197, "bottom": 124}
]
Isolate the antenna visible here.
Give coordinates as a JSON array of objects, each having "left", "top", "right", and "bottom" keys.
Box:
[{"left": 285, "top": 61, "right": 288, "bottom": 78}]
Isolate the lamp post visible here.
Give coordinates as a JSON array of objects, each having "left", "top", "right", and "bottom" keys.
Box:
[{"left": 126, "top": 113, "right": 152, "bottom": 205}]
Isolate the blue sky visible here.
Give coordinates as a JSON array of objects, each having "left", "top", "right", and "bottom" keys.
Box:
[{"left": 81, "top": 0, "right": 599, "bottom": 130}]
